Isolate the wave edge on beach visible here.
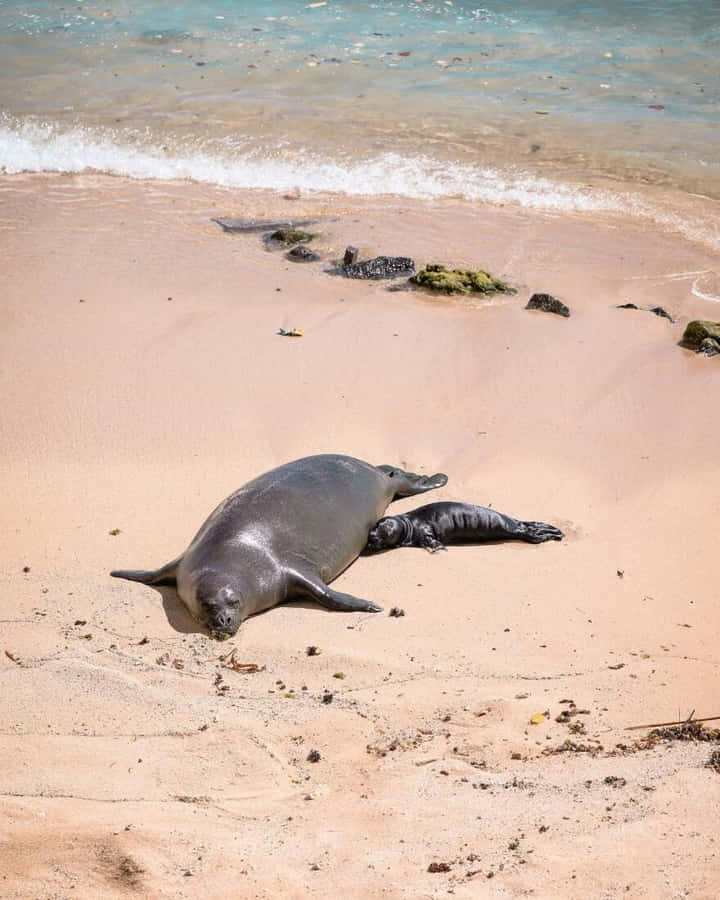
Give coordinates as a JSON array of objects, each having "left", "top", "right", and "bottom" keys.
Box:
[{"left": 1, "top": 116, "right": 718, "bottom": 258}]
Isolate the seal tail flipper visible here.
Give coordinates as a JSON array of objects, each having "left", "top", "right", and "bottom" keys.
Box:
[
  {"left": 377, "top": 464, "right": 448, "bottom": 499},
  {"left": 110, "top": 555, "right": 181, "bottom": 586}
]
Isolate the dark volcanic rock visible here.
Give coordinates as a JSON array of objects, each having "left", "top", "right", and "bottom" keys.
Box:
[
  {"left": 617, "top": 303, "right": 673, "bottom": 321},
  {"left": 699, "top": 337, "right": 720, "bottom": 357},
  {"left": 342, "top": 256, "right": 415, "bottom": 279},
  {"left": 526, "top": 293, "right": 570, "bottom": 317},
  {"left": 287, "top": 245, "right": 320, "bottom": 262},
  {"left": 679, "top": 320, "right": 720, "bottom": 355},
  {"left": 212, "top": 217, "right": 317, "bottom": 233},
  {"left": 343, "top": 245, "right": 359, "bottom": 266},
  {"left": 649, "top": 306, "right": 673, "bottom": 321}
]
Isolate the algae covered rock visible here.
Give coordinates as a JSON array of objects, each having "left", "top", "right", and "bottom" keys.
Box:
[
  {"left": 269, "top": 228, "right": 316, "bottom": 245},
  {"left": 410, "top": 264, "right": 511, "bottom": 295},
  {"left": 525, "top": 293, "right": 570, "bottom": 317},
  {"left": 680, "top": 320, "right": 720, "bottom": 356}
]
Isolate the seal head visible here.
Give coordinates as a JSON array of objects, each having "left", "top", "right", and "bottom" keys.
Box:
[
  {"left": 194, "top": 576, "right": 244, "bottom": 640},
  {"left": 365, "top": 516, "right": 411, "bottom": 553}
]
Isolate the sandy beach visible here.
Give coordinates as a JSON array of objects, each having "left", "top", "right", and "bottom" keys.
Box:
[{"left": 1, "top": 173, "right": 719, "bottom": 898}]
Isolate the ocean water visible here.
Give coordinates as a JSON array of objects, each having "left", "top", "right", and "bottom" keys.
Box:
[{"left": 1, "top": 1, "right": 719, "bottom": 243}]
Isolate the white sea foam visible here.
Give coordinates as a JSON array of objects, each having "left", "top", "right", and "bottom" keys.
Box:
[{"left": 1, "top": 118, "right": 718, "bottom": 252}]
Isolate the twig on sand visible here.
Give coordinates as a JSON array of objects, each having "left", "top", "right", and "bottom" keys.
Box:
[
  {"left": 626, "top": 711, "right": 720, "bottom": 731},
  {"left": 219, "top": 647, "right": 265, "bottom": 674}
]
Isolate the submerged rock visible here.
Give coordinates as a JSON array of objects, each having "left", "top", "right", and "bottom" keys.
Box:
[
  {"left": 287, "top": 245, "right": 320, "bottom": 262},
  {"left": 525, "top": 293, "right": 570, "bottom": 317},
  {"left": 410, "top": 264, "right": 511, "bottom": 295},
  {"left": 212, "top": 217, "right": 317, "bottom": 233},
  {"left": 679, "top": 320, "right": 720, "bottom": 355},
  {"left": 342, "top": 256, "right": 415, "bottom": 279}
]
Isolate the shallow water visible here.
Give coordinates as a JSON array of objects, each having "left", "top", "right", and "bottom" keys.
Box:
[{"left": 1, "top": 1, "right": 719, "bottom": 249}]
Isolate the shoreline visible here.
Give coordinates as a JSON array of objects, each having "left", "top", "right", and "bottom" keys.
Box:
[{"left": 1, "top": 172, "right": 719, "bottom": 898}]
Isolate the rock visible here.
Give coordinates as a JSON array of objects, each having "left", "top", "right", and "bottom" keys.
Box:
[
  {"left": 212, "top": 218, "right": 317, "bottom": 233},
  {"left": 342, "top": 256, "right": 415, "bottom": 279},
  {"left": 410, "top": 264, "right": 511, "bottom": 295},
  {"left": 427, "top": 862, "right": 452, "bottom": 873},
  {"left": 679, "top": 320, "right": 720, "bottom": 354},
  {"left": 617, "top": 302, "right": 673, "bottom": 321},
  {"left": 649, "top": 306, "right": 673, "bottom": 321},
  {"left": 343, "top": 245, "right": 359, "bottom": 266},
  {"left": 525, "top": 293, "right": 570, "bottom": 317},
  {"left": 699, "top": 337, "right": 720, "bottom": 357},
  {"left": 268, "top": 228, "right": 316, "bottom": 246},
  {"left": 287, "top": 245, "right": 320, "bottom": 262}
]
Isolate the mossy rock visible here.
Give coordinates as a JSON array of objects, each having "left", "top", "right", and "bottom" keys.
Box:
[
  {"left": 680, "top": 320, "right": 720, "bottom": 351},
  {"left": 410, "top": 264, "right": 512, "bottom": 295},
  {"left": 269, "top": 229, "right": 316, "bottom": 245}
]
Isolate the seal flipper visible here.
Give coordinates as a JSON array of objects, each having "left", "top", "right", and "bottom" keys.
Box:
[
  {"left": 376, "top": 464, "right": 448, "bottom": 500},
  {"left": 110, "top": 555, "right": 181, "bottom": 586},
  {"left": 286, "top": 569, "right": 382, "bottom": 613}
]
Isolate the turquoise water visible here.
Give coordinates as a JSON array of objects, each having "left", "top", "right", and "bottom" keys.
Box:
[{"left": 1, "top": 1, "right": 719, "bottom": 219}]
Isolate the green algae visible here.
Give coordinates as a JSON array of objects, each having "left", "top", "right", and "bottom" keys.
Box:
[
  {"left": 410, "top": 264, "right": 512, "bottom": 295},
  {"left": 269, "top": 228, "right": 316, "bottom": 245},
  {"left": 680, "top": 320, "right": 720, "bottom": 350}
]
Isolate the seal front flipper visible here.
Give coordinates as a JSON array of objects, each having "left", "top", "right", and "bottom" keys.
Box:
[
  {"left": 376, "top": 464, "right": 448, "bottom": 499},
  {"left": 110, "top": 555, "right": 181, "bottom": 586},
  {"left": 287, "top": 569, "right": 383, "bottom": 613}
]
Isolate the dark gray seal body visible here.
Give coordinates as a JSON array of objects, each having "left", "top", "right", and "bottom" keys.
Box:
[
  {"left": 111, "top": 454, "right": 447, "bottom": 639},
  {"left": 363, "top": 502, "right": 563, "bottom": 554}
]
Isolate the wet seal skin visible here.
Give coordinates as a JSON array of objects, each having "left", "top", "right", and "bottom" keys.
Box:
[
  {"left": 364, "top": 501, "right": 563, "bottom": 554},
  {"left": 111, "top": 455, "right": 447, "bottom": 640}
]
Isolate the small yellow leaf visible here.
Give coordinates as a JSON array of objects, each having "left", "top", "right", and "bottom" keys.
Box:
[
  {"left": 530, "top": 713, "right": 545, "bottom": 725},
  {"left": 307, "top": 1, "right": 326, "bottom": 7}
]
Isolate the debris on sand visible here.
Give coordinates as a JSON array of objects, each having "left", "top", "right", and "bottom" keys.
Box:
[
  {"left": 427, "top": 861, "right": 452, "bottom": 873},
  {"left": 219, "top": 648, "right": 265, "bottom": 674}
]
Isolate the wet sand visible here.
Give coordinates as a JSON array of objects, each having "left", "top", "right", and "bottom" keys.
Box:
[{"left": 1, "top": 173, "right": 719, "bottom": 898}]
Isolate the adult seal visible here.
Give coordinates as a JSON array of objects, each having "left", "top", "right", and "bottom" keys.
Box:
[
  {"left": 110, "top": 454, "right": 447, "bottom": 640},
  {"left": 363, "top": 501, "right": 563, "bottom": 554}
]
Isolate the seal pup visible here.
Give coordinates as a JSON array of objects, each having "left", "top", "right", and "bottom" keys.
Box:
[
  {"left": 363, "top": 501, "right": 563, "bottom": 554},
  {"left": 111, "top": 454, "right": 447, "bottom": 640}
]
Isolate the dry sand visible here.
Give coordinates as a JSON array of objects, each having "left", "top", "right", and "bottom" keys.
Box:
[{"left": 1, "top": 173, "right": 719, "bottom": 898}]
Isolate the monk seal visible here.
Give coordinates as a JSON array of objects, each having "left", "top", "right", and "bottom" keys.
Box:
[
  {"left": 110, "top": 454, "right": 447, "bottom": 640},
  {"left": 363, "top": 501, "right": 563, "bottom": 554}
]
